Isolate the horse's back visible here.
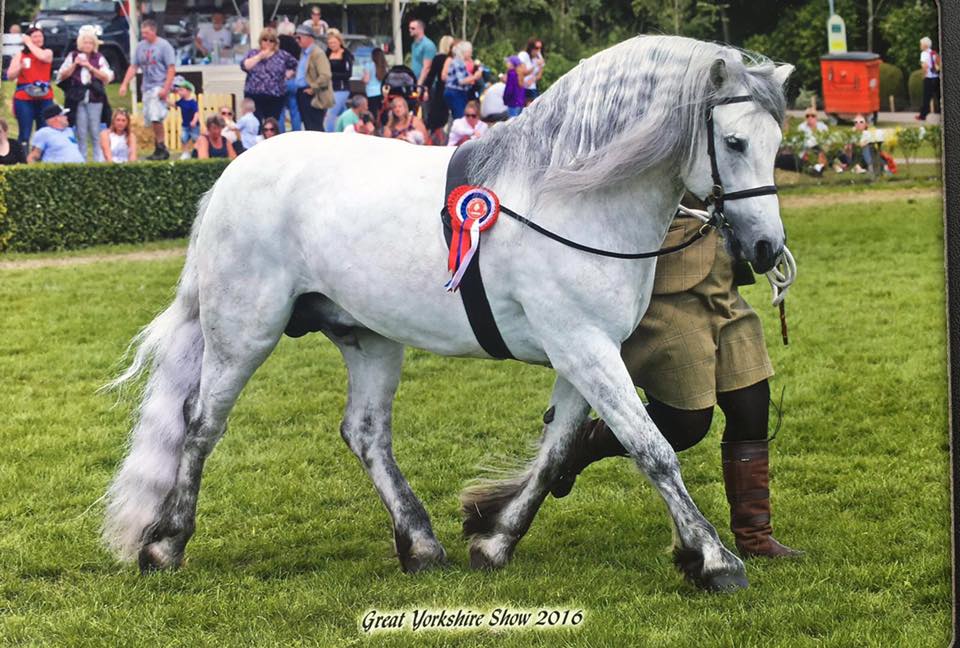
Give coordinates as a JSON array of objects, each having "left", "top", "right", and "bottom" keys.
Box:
[{"left": 197, "top": 133, "right": 487, "bottom": 355}]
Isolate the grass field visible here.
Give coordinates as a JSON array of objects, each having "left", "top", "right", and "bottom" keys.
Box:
[{"left": 0, "top": 186, "right": 950, "bottom": 646}]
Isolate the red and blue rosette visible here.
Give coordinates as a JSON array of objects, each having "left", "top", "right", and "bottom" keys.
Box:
[{"left": 445, "top": 185, "right": 501, "bottom": 291}]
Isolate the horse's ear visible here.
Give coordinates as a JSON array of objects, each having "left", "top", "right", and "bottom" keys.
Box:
[
  {"left": 772, "top": 63, "right": 795, "bottom": 87},
  {"left": 709, "top": 59, "right": 728, "bottom": 89}
]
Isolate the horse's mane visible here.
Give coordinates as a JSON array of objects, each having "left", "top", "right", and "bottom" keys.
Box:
[{"left": 467, "top": 35, "right": 787, "bottom": 197}]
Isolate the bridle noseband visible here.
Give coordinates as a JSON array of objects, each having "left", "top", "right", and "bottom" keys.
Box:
[{"left": 704, "top": 95, "right": 779, "bottom": 226}]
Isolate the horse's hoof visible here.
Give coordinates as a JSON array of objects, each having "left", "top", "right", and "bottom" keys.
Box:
[
  {"left": 399, "top": 539, "right": 448, "bottom": 574},
  {"left": 137, "top": 540, "right": 183, "bottom": 574},
  {"left": 673, "top": 545, "right": 747, "bottom": 593},
  {"left": 468, "top": 535, "right": 512, "bottom": 570},
  {"left": 701, "top": 569, "right": 749, "bottom": 593},
  {"left": 549, "top": 474, "right": 576, "bottom": 499}
]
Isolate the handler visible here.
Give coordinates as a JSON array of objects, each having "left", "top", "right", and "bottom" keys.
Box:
[{"left": 550, "top": 204, "right": 801, "bottom": 559}]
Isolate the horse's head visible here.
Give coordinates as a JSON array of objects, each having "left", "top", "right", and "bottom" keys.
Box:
[{"left": 683, "top": 60, "right": 794, "bottom": 273}]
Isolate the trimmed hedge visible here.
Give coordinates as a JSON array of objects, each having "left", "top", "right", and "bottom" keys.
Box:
[
  {"left": 0, "top": 160, "right": 230, "bottom": 252},
  {"left": 908, "top": 69, "right": 925, "bottom": 111},
  {"left": 879, "top": 62, "right": 907, "bottom": 111}
]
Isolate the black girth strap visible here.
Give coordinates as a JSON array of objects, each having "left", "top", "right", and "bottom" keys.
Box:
[{"left": 441, "top": 141, "right": 516, "bottom": 360}]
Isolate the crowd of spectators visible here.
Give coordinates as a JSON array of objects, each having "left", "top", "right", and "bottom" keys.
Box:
[
  {"left": 777, "top": 109, "right": 896, "bottom": 177},
  {"left": 2, "top": 14, "right": 546, "bottom": 165}
]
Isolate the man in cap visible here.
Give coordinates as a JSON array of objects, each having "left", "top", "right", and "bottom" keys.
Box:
[
  {"left": 293, "top": 25, "right": 333, "bottom": 131},
  {"left": 27, "top": 103, "right": 84, "bottom": 163},
  {"left": 119, "top": 19, "right": 176, "bottom": 160}
]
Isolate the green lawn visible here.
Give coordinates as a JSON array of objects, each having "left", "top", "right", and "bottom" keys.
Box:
[{"left": 0, "top": 186, "right": 950, "bottom": 646}]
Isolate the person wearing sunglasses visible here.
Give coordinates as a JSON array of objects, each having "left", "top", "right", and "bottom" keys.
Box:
[
  {"left": 797, "top": 109, "right": 830, "bottom": 175},
  {"left": 408, "top": 19, "right": 437, "bottom": 88},
  {"left": 301, "top": 6, "right": 329, "bottom": 39},
  {"left": 242, "top": 27, "right": 298, "bottom": 124},
  {"left": 836, "top": 113, "right": 892, "bottom": 175},
  {"left": 260, "top": 117, "right": 281, "bottom": 141},
  {"left": 447, "top": 99, "right": 487, "bottom": 147},
  {"left": 517, "top": 37, "right": 545, "bottom": 105}
]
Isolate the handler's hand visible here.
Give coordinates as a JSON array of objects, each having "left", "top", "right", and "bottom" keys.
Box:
[{"left": 119, "top": 83, "right": 128, "bottom": 97}]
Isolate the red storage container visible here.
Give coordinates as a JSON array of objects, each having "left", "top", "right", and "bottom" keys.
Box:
[{"left": 820, "top": 52, "right": 881, "bottom": 116}]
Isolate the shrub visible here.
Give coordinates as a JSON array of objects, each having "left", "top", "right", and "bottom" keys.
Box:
[
  {"left": 0, "top": 160, "right": 229, "bottom": 252},
  {"left": 895, "top": 126, "right": 923, "bottom": 172},
  {"left": 793, "top": 86, "right": 820, "bottom": 111},
  {"left": 878, "top": 62, "right": 907, "bottom": 111},
  {"left": 908, "top": 69, "right": 925, "bottom": 111},
  {"left": 924, "top": 124, "right": 942, "bottom": 159}
]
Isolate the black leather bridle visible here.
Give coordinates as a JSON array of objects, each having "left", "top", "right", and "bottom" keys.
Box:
[
  {"left": 703, "top": 95, "right": 780, "bottom": 225},
  {"left": 491, "top": 95, "right": 780, "bottom": 259}
]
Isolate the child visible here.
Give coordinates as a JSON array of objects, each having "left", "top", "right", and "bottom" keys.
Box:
[
  {"left": 235, "top": 98, "right": 260, "bottom": 153},
  {"left": 171, "top": 76, "right": 199, "bottom": 159}
]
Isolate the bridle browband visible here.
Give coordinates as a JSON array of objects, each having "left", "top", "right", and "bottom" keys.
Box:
[{"left": 703, "top": 95, "right": 779, "bottom": 223}]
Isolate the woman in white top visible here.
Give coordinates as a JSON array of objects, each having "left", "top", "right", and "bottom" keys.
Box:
[
  {"left": 100, "top": 108, "right": 137, "bottom": 162},
  {"left": 516, "top": 37, "right": 545, "bottom": 104},
  {"left": 56, "top": 26, "right": 114, "bottom": 161},
  {"left": 447, "top": 99, "right": 488, "bottom": 146}
]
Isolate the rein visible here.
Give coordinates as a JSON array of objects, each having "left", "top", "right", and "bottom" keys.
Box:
[
  {"left": 494, "top": 95, "right": 780, "bottom": 262},
  {"left": 499, "top": 205, "right": 720, "bottom": 260}
]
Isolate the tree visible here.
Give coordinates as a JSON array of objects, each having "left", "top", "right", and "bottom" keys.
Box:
[
  {"left": 631, "top": 0, "right": 722, "bottom": 40},
  {"left": 879, "top": 1, "right": 939, "bottom": 76},
  {"left": 743, "top": 0, "right": 864, "bottom": 95}
]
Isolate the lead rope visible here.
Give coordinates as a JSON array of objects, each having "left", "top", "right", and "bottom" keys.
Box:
[{"left": 676, "top": 204, "right": 796, "bottom": 346}]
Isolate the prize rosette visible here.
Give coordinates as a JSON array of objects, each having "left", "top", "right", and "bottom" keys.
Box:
[{"left": 444, "top": 185, "right": 501, "bottom": 291}]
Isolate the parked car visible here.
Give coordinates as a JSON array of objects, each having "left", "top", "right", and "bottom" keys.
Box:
[{"left": 28, "top": 0, "right": 133, "bottom": 78}]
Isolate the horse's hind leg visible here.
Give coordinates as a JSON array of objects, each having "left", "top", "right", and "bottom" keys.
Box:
[
  {"left": 461, "top": 377, "right": 590, "bottom": 569},
  {"left": 332, "top": 328, "right": 446, "bottom": 573},
  {"left": 138, "top": 290, "right": 290, "bottom": 572}
]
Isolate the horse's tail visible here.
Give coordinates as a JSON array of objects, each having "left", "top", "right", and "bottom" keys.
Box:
[{"left": 101, "top": 190, "right": 213, "bottom": 562}]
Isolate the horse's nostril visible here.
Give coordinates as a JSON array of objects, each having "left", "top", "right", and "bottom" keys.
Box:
[{"left": 754, "top": 240, "right": 775, "bottom": 273}]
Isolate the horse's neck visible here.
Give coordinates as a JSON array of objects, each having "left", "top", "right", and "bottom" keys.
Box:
[{"left": 526, "top": 170, "right": 684, "bottom": 253}]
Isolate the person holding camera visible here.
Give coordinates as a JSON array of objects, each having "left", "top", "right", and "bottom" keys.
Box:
[
  {"left": 334, "top": 94, "right": 368, "bottom": 132},
  {"left": 57, "top": 27, "right": 114, "bottom": 161},
  {"left": 6, "top": 26, "right": 55, "bottom": 148},
  {"left": 343, "top": 111, "right": 375, "bottom": 136}
]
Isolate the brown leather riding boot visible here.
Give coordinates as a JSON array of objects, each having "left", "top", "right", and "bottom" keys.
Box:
[{"left": 721, "top": 439, "right": 802, "bottom": 558}]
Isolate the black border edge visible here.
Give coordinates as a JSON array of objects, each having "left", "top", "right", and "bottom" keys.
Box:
[{"left": 943, "top": 0, "right": 960, "bottom": 644}]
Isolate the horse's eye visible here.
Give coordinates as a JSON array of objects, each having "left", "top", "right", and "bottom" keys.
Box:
[{"left": 725, "top": 135, "right": 746, "bottom": 153}]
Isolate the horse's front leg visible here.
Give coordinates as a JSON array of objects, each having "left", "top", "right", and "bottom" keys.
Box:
[
  {"left": 461, "top": 376, "right": 590, "bottom": 569},
  {"left": 547, "top": 331, "right": 748, "bottom": 592}
]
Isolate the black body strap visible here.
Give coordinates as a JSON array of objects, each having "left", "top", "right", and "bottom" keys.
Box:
[{"left": 441, "top": 142, "right": 516, "bottom": 360}]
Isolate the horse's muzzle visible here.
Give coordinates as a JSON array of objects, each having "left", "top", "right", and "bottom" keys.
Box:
[{"left": 752, "top": 240, "right": 779, "bottom": 274}]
